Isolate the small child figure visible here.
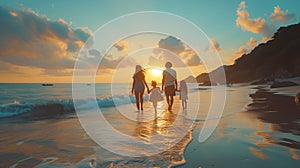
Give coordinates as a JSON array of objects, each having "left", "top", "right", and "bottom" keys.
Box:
[
  {"left": 149, "top": 81, "right": 164, "bottom": 112},
  {"left": 179, "top": 80, "right": 188, "bottom": 109}
]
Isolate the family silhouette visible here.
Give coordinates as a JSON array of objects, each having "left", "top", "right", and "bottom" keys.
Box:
[{"left": 131, "top": 62, "right": 188, "bottom": 112}]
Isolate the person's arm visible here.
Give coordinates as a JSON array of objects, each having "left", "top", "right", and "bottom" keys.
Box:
[
  {"left": 131, "top": 78, "right": 135, "bottom": 94},
  {"left": 144, "top": 81, "right": 150, "bottom": 93},
  {"left": 158, "top": 87, "right": 163, "bottom": 93},
  {"left": 142, "top": 75, "right": 149, "bottom": 93},
  {"left": 162, "top": 71, "right": 166, "bottom": 91},
  {"left": 174, "top": 71, "right": 178, "bottom": 91}
]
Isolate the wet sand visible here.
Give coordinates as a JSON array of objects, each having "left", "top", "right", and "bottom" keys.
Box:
[
  {"left": 0, "top": 114, "right": 97, "bottom": 167},
  {"left": 0, "top": 95, "right": 194, "bottom": 167},
  {"left": 182, "top": 87, "right": 300, "bottom": 168}
]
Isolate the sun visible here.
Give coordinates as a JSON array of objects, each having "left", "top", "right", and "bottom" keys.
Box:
[{"left": 151, "top": 68, "right": 163, "bottom": 77}]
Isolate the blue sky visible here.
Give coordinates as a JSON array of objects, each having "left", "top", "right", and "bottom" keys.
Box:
[
  {"left": 0, "top": 0, "right": 299, "bottom": 82},
  {"left": 3, "top": 0, "right": 299, "bottom": 43}
]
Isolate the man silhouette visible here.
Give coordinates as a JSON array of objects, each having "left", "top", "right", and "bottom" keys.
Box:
[{"left": 162, "top": 62, "right": 178, "bottom": 110}]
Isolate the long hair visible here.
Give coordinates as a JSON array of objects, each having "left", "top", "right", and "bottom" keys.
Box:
[
  {"left": 133, "top": 65, "right": 145, "bottom": 78},
  {"left": 135, "top": 65, "right": 143, "bottom": 74}
]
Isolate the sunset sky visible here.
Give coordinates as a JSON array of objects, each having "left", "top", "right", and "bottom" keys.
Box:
[{"left": 0, "top": 0, "right": 299, "bottom": 83}]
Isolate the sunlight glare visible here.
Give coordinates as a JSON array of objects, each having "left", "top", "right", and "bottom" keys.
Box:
[{"left": 151, "top": 68, "right": 163, "bottom": 77}]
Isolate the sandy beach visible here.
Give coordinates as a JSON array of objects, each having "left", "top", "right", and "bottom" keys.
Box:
[{"left": 182, "top": 85, "right": 300, "bottom": 168}]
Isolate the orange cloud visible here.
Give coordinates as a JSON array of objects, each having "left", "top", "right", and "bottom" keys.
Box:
[
  {"left": 236, "top": 2, "right": 296, "bottom": 41},
  {"left": 270, "top": 6, "right": 295, "bottom": 24},
  {"left": 236, "top": 1, "right": 273, "bottom": 37},
  {"left": 247, "top": 37, "right": 257, "bottom": 49},
  {"left": 114, "top": 40, "right": 128, "bottom": 51},
  {"left": 261, "top": 36, "right": 273, "bottom": 43},
  {"left": 0, "top": 5, "right": 93, "bottom": 77},
  {"left": 225, "top": 45, "right": 248, "bottom": 64},
  {"left": 233, "top": 46, "right": 248, "bottom": 58},
  {"left": 208, "top": 38, "right": 222, "bottom": 52}
]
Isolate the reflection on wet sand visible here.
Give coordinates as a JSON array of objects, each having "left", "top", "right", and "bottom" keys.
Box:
[
  {"left": 244, "top": 88, "right": 300, "bottom": 159},
  {"left": 289, "top": 148, "right": 300, "bottom": 160},
  {"left": 0, "top": 116, "right": 96, "bottom": 167},
  {"left": 248, "top": 89, "right": 300, "bottom": 135},
  {"left": 162, "top": 86, "right": 300, "bottom": 168},
  {"left": 92, "top": 99, "right": 195, "bottom": 167},
  {"left": 134, "top": 109, "right": 177, "bottom": 139},
  {"left": 132, "top": 101, "right": 194, "bottom": 166},
  {"left": 248, "top": 147, "right": 268, "bottom": 160}
]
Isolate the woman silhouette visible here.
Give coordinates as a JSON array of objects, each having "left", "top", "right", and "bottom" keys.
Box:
[{"left": 131, "top": 65, "right": 149, "bottom": 111}]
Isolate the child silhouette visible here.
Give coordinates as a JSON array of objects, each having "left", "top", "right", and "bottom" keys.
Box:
[
  {"left": 149, "top": 81, "right": 164, "bottom": 112},
  {"left": 179, "top": 80, "right": 188, "bottom": 109}
]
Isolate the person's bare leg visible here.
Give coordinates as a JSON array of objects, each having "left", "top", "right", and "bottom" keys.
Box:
[
  {"left": 166, "top": 96, "right": 170, "bottom": 108},
  {"left": 181, "top": 100, "right": 184, "bottom": 109},
  {"left": 134, "top": 92, "right": 140, "bottom": 111},
  {"left": 153, "top": 102, "right": 157, "bottom": 113},
  {"left": 185, "top": 100, "right": 187, "bottom": 109},
  {"left": 169, "top": 96, "right": 174, "bottom": 110},
  {"left": 140, "top": 92, "right": 144, "bottom": 111}
]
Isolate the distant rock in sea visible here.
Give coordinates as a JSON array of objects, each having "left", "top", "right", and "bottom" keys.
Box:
[{"left": 42, "top": 83, "right": 54, "bottom": 86}]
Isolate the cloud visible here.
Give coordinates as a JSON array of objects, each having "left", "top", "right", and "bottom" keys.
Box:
[
  {"left": 100, "top": 55, "right": 137, "bottom": 69},
  {"left": 226, "top": 45, "right": 248, "bottom": 64},
  {"left": 208, "top": 38, "right": 222, "bottom": 52},
  {"left": 179, "top": 49, "right": 201, "bottom": 66},
  {"left": 261, "top": 36, "right": 273, "bottom": 43},
  {"left": 158, "top": 36, "right": 185, "bottom": 54},
  {"left": 114, "top": 40, "right": 128, "bottom": 51},
  {"left": 246, "top": 37, "right": 257, "bottom": 49},
  {"left": 239, "top": 1, "right": 246, "bottom": 8},
  {"left": 78, "top": 49, "right": 137, "bottom": 70},
  {"left": 153, "top": 36, "right": 201, "bottom": 67},
  {"left": 236, "top": 2, "right": 296, "bottom": 42},
  {"left": 149, "top": 48, "right": 187, "bottom": 67},
  {"left": 236, "top": 45, "right": 248, "bottom": 55},
  {"left": 236, "top": 1, "right": 274, "bottom": 37},
  {"left": 270, "top": 6, "right": 295, "bottom": 24},
  {"left": 0, "top": 5, "right": 92, "bottom": 74},
  {"left": 228, "top": 2, "right": 296, "bottom": 65}
]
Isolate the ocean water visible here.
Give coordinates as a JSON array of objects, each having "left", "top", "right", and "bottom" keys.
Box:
[{"left": 0, "top": 83, "right": 143, "bottom": 118}]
